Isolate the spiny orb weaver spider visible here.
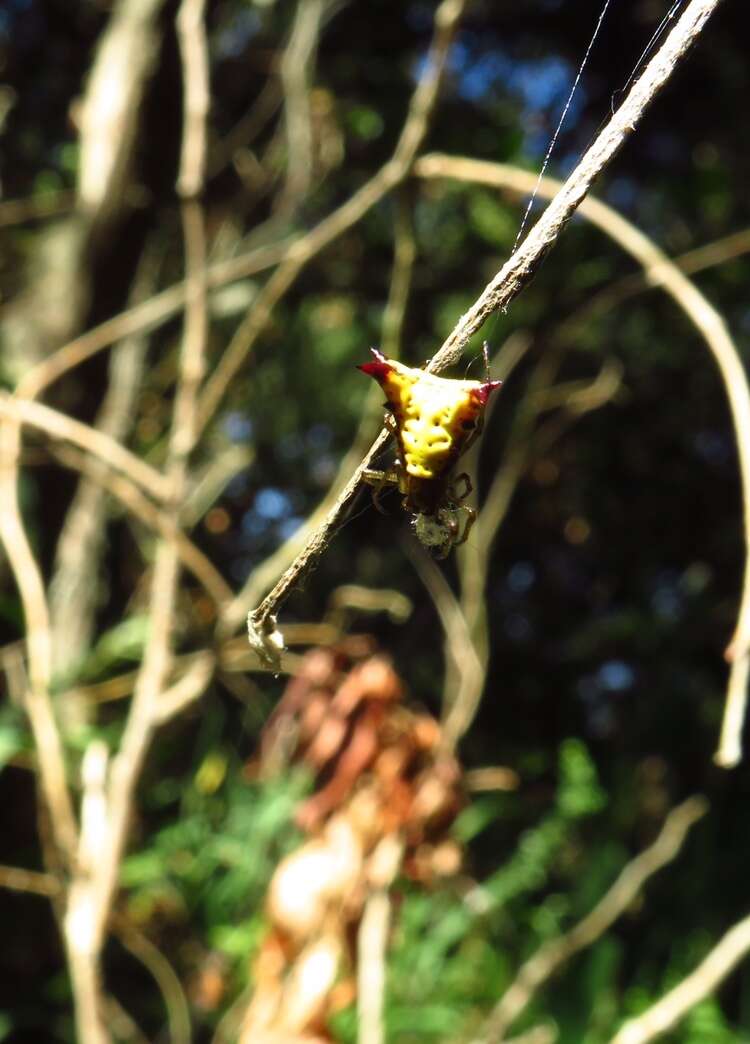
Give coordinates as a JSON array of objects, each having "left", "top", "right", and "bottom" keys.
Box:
[{"left": 357, "top": 343, "right": 502, "bottom": 558}]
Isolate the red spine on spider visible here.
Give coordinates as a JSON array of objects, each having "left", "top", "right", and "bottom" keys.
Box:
[{"left": 357, "top": 343, "right": 502, "bottom": 557}]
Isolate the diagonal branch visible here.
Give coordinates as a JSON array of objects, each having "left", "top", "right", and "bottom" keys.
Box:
[
  {"left": 16, "top": 237, "right": 293, "bottom": 403},
  {"left": 220, "top": 183, "right": 418, "bottom": 634},
  {"left": 427, "top": 0, "right": 723, "bottom": 373},
  {"left": 244, "top": 0, "right": 724, "bottom": 643},
  {"left": 477, "top": 797, "right": 708, "bottom": 1043},
  {"left": 609, "top": 909, "right": 750, "bottom": 1044}
]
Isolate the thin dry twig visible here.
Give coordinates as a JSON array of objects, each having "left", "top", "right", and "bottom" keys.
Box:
[
  {"left": 176, "top": 0, "right": 209, "bottom": 200},
  {"left": 49, "top": 258, "right": 151, "bottom": 676},
  {"left": 220, "top": 179, "right": 418, "bottom": 634},
  {"left": 357, "top": 835, "right": 404, "bottom": 1044},
  {"left": 64, "top": 741, "right": 111, "bottom": 1044},
  {"left": 239, "top": 0, "right": 467, "bottom": 659},
  {"left": 608, "top": 910, "right": 750, "bottom": 1044},
  {"left": 0, "top": 395, "right": 171, "bottom": 501},
  {"left": 244, "top": 0, "right": 723, "bottom": 646},
  {"left": 181, "top": 443, "right": 254, "bottom": 526},
  {"left": 153, "top": 650, "right": 215, "bottom": 724},
  {"left": 427, "top": 0, "right": 723, "bottom": 373},
  {"left": 15, "top": 237, "right": 293, "bottom": 404},
  {"left": 207, "top": 76, "right": 281, "bottom": 178},
  {"left": 0, "top": 190, "right": 76, "bottom": 227},
  {"left": 357, "top": 893, "right": 392, "bottom": 1044},
  {"left": 504, "top": 1028, "right": 557, "bottom": 1044},
  {"left": 381, "top": 186, "right": 418, "bottom": 359},
  {"left": 556, "top": 225, "right": 750, "bottom": 345},
  {"left": 445, "top": 348, "right": 621, "bottom": 747},
  {"left": 477, "top": 797, "right": 708, "bottom": 1043},
  {"left": 77, "top": 0, "right": 166, "bottom": 220},
  {"left": 406, "top": 540, "right": 485, "bottom": 750},
  {"left": 62, "top": 635, "right": 290, "bottom": 714},
  {"left": 112, "top": 913, "right": 192, "bottom": 1044},
  {"left": 0, "top": 863, "right": 62, "bottom": 898},
  {"left": 444, "top": 344, "right": 567, "bottom": 747},
  {"left": 0, "top": 417, "right": 79, "bottom": 866}
]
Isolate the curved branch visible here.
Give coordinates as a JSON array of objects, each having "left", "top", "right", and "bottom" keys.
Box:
[
  {"left": 414, "top": 153, "right": 750, "bottom": 768},
  {"left": 0, "top": 414, "right": 79, "bottom": 866},
  {"left": 0, "top": 395, "right": 171, "bottom": 501},
  {"left": 112, "top": 914, "right": 192, "bottom": 1044}
]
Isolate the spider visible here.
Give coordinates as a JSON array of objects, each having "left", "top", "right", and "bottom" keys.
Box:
[{"left": 357, "top": 343, "right": 502, "bottom": 558}]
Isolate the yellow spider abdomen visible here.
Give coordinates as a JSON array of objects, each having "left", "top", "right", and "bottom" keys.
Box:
[{"left": 358, "top": 349, "right": 501, "bottom": 481}]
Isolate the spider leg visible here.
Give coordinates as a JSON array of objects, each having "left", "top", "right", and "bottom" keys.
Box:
[
  {"left": 449, "top": 472, "right": 473, "bottom": 502},
  {"left": 362, "top": 467, "right": 400, "bottom": 515},
  {"left": 454, "top": 505, "right": 477, "bottom": 548}
]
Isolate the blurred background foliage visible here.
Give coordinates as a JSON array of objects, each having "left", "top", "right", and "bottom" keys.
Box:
[{"left": 1, "top": 0, "right": 749, "bottom": 1041}]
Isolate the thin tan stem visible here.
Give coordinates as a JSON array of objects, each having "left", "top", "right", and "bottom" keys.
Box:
[
  {"left": 0, "top": 190, "right": 75, "bottom": 227},
  {"left": 65, "top": 741, "right": 111, "bottom": 1044},
  {"left": 176, "top": 0, "right": 209, "bottom": 199},
  {"left": 154, "top": 650, "right": 215, "bottom": 724},
  {"left": 87, "top": 0, "right": 211, "bottom": 968},
  {"left": 0, "top": 395, "right": 171, "bottom": 501},
  {"left": 444, "top": 344, "right": 573, "bottom": 747},
  {"left": 15, "top": 238, "right": 292, "bottom": 403},
  {"left": 357, "top": 891, "right": 393, "bottom": 1044},
  {"left": 357, "top": 835, "right": 403, "bottom": 1044},
  {"left": 609, "top": 911, "right": 750, "bottom": 1044},
  {"left": 504, "top": 1028, "right": 557, "bottom": 1044},
  {"left": 557, "top": 226, "right": 750, "bottom": 345},
  {"left": 477, "top": 798, "right": 708, "bottom": 1043},
  {"left": 406, "top": 541, "right": 485, "bottom": 751},
  {"left": 0, "top": 864, "right": 62, "bottom": 897},
  {"left": 0, "top": 418, "right": 78, "bottom": 864},
  {"left": 426, "top": 0, "right": 723, "bottom": 373},
  {"left": 50, "top": 254, "right": 152, "bottom": 677},
  {"left": 381, "top": 187, "right": 418, "bottom": 358},
  {"left": 277, "top": 0, "right": 330, "bottom": 216},
  {"left": 112, "top": 914, "right": 192, "bottom": 1044}
]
